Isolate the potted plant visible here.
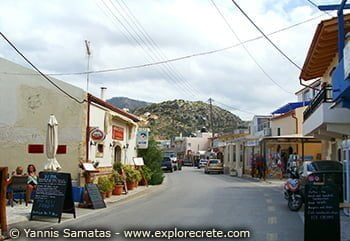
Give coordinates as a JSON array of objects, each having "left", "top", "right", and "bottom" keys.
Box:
[
  {"left": 111, "top": 171, "right": 124, "bottom": 195},
  {"left": 139, "top": 166, "right": 152, "bottom": 186},
  {"left": 113, "top": 162, "right": 123, "bottom": 174},
  {"left": 98, "top": 176, "right": 113, "bottom": 199},
  {"left": 124, "top": 166, "right": 137, "bottom": 190},
  {"left": 134, "top": 169, "right": 142, "bottom": 188}
]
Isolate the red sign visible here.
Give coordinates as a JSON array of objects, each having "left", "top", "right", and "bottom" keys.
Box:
[
  {"left": 28, "top": 144, "right": 44, "bottom": 154},
  {"left": 57, "top": 145, "right": 67, "bottom": 154},
  {"left": 90, "top": 129, "right": 105, "bottom": 142},
  {"left": 112, "top": 126, "right": 124, "bottom": 140}
]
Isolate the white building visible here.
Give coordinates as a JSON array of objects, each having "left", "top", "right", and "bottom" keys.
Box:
[{"left": 0, "top": 58, "right": 139, "bottom": 183}]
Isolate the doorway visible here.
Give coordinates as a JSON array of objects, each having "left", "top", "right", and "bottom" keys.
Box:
[{"left": 114, "top": 145, "right": 122, "bottom": 163}]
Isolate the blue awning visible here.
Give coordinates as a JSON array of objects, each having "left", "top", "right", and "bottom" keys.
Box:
[{"left": 271, "top": 101, "right": 310, "bottom": 115}]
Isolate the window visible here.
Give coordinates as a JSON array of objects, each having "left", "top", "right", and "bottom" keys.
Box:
[{"left": 277, "top": 128, "right": 281, "bottom": 136}]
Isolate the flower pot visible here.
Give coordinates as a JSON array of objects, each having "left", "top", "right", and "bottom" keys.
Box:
[
  {"left": 100, "top": 191, "right": 107, "bottom": 199},
  {"left": 113, "top": 185, "right": 124, "bottom": 195},
  {"left": 106, "top": 191, "right": 112, "bottom": 198},
  {"left": 139, "top": 179, "right": 148, "bottom": 186},
  {"left": 126, "top": 180, "right": 135, "bottom": 190}
]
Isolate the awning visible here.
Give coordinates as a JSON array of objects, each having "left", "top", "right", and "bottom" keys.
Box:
[
  {"left": 300, "top": 13, "right": 350, "bottom": 81},
  {"left": 261, "top": 135, "right": 321, "bottom": 144},
  {"left": 271, "top": 101, "right": 310, "bottom": 115}
]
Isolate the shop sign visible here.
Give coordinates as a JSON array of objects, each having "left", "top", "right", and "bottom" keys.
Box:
[
  {"left": 137, "top": 128, "right": 149, "bottom": 149},
  {"left": 90, "top": 128, "right": 105, "bottom": 142},
  {"left": 112, "top": 126, "right": 124, "bottom": 141}
]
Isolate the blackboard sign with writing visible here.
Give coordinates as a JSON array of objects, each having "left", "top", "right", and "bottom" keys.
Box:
[
  {"left": 30, "top": 172, "right": 76, "bottom": 223},
  {"left": 85, "top": 183, "right": 106, "bottom": 209},
  {"left": 304, "top": 184, "right": 340, "bottom": 241}
]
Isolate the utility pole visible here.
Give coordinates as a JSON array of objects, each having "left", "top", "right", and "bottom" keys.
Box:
[
  {"left": 208, "top": 98, "right": 214, "bottom": 147},
  {"left": 85, "top": 40, "right": 91, "bottom": 93}
]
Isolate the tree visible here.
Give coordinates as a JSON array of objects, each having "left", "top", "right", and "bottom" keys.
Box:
[{"left": 138, "top": 138, "right": 164, "bottom": 185}]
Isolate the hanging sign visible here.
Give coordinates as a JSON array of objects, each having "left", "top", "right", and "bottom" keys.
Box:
[
  {"left": 136, "top": 128, "right": 149, "bottom": 149},
  {"left": 112, "top": 126, "right": 124, "bottom": 141},
  {"left": 90, "top": 128, "right": 105, "bottom": 142}
]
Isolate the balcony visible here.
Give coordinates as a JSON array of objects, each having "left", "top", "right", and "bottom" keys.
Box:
[
  {"left": 303, "top": 86, "right": 350, "bottom": 137},
  {"left": 304, "top": 86, "right": 333, "bottom": 121},
  {"left": 332, "top": 58, "right": 350, "bottom": 108}
]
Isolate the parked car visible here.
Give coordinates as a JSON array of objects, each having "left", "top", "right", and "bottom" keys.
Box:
[
  {"left": 204, "top": 159, "right": 224, "bottom": 174},
  {"left": 297, "top": 160, "right": 343, "bottom": 202},
  {"left": 183, "top": 159, "right": 193, "bottom": 166},
  {"left": 198, "top": 159, "right": 208, "bottom": 169},
  {"left": 161, "top": 157, "right": 173, "bottom": 172}
]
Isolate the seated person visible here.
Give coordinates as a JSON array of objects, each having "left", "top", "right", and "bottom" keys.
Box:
[
  {"left": 6, "top": 166, "right": 25, "bottom": 203},
  {"left": 26, "top": 164, "right": 38, "bottom": 203}
]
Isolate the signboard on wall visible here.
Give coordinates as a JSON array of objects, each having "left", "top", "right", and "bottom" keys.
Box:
[
  {"left": 112, "top": 126, "right": 124, "bottom": 141},
  {"left": 137, "top": 128, "right": 149, "bottom": 149}
]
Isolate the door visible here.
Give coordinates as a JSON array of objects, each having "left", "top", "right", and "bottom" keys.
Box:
[{"left": 114, "top": 146, "right": 122, "bottom": 163}]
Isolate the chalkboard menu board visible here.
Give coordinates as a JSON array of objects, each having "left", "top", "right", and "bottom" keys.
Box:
[
  {"left": 30, "top": 172, "right": 76, "bottom": 223},
  {"left": 304, "top": 184, "right": 340, "bottom": 241},
  {"left": 85, "top": 183, "right": 106, "bottom": 209}
]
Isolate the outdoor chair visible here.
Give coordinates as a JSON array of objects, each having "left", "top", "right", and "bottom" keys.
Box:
[{"left": 7, "top": 176, "right": 28, "bottom": 207}]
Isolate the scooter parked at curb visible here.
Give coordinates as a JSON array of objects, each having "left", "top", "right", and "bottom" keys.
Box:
[{"left": 284, "top": 166, "right": 303, "bottom": 211}]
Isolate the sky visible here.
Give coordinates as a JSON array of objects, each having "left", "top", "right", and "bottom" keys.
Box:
[{"left": 0, "top": 0, "right": 341, "bottom": 120}]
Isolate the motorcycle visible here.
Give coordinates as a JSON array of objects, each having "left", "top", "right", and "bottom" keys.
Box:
[{"left": 283, "top": 166, "right": 303, "bottom": 211}]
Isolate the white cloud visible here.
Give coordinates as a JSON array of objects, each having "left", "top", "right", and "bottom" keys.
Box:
[{"left": 0, "top": 0, "right": 331, "bottom": 121}]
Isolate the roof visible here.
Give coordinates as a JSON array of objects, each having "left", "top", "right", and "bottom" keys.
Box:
[
  {"left": 294, "top": 79, "right": 320, "bottom": 95},
  {"left": 88, "top": 94, "right": 140, "bottom": 122},
  {"left": 271, "top": 101, "right": 310, "bottom": 115},
  {"left": 261, "top": 135, "right": 321, "bottom": 143},
  {"left": 300, "top": 14, "right": 350, "bottom": 81}
]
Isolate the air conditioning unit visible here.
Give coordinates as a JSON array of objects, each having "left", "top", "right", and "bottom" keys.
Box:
[{"left": 263, "top": 128, "right": 272, "bottom": 136}]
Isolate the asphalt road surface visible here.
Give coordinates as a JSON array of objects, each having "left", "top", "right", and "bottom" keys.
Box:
[{"left": 15, "top": 167, "right": 304, "bottom": 241}]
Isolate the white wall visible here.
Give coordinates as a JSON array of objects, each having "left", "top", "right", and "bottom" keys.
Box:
[
  {"left": 89, "top": 103, "right": 138, "bottom": 167},
  {"left": 0, "top": 58, "right": 86, "bottom": 180}
]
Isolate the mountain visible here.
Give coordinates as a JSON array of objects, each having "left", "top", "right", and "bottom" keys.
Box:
[
  {"left": 133, "top": 99, "right": 246, "bottom": 139},
  {"left": 107, "top": 97, "right": 151, "bottom": 111}
]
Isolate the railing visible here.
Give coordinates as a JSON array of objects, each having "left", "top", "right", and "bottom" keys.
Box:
[{"left": 303, "top": 85, "right": 333, "bottom": 121}]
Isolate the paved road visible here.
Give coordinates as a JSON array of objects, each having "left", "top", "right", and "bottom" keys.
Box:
[{"left": 14, "top": 167, "right": 304, "bottom": 241}]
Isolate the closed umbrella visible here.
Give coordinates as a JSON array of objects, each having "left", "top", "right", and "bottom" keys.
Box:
[{"left": 44, "top": 115, "right": 61, "bottom": 171}]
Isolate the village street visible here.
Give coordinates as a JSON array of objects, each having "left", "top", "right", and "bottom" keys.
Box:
[{"left": 11, "top": 168, "right": 304, "bottom": 241}]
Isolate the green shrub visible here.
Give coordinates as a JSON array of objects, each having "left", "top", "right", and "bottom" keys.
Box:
[
  {"left": 111, "top": 171, "right": 124, "bottom": 185},
  {"left": 98, "top": 176, "right": 114, "bottom": 192},
  {"left": 138, "top": 138, "right": 164, "bottom": 185},
  {"left": 141, "top": 165, "right": 152, "bottom": 181},
  {"left": 113, "top": 162, "right": 123, "bottom": 173},
  {"left": 123, "top": 165, "right": 138, "bottom": 182}
]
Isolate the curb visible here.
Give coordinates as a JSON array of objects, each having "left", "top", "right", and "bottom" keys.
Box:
[{"left": 4, "top": 177, "right": 167, "bottom": 238}]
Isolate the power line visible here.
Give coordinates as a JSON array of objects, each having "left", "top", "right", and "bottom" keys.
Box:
[
  {"left": 105, "top": 0, "right": 199, "bottom": 99},
  {"left": 100, "top": 0, "right": 197, "bottom": 98},
  {"left": 0, "top": 32, "right": 86, "bottom": 104},
  {"left": 305, "top": 0, "right": 333, "bottom": 17},
  {"left": 116, "top": 0, "right": 204, "bottom": 99},
  {"left": 213, "top": 99, "right": 257, "bottom": 116},
  {"left": 210, "top": 0, "right": 294, "bottom": 94},
  {"left": 231, "top": 0, "right": 303, "bottom": 70},
  {"left": 0, "top": 14, "right": 323, "bottom": 77}
]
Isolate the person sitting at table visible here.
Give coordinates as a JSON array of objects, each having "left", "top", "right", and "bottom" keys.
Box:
[
  {"left": 6, "top": 166, "right": 25, "bottom": 204},
  {"left": 26, "top": 164, "right": 38, "bottom": 203}
]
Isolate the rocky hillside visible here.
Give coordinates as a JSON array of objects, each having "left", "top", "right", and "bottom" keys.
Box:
[
  {"left": 133, "top": 99, "right": 246, "bottom": 139},
  {"left": 107, "top": 97, "right": 151, "bottom": 111}
]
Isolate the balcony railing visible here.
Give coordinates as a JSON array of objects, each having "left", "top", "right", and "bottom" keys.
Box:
[{"left": 303, "top": 85, "right": 333, "bottom": 121}]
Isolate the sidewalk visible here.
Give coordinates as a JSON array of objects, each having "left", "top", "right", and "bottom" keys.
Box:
[{"left": 1, "top": 183, "right": 164, "bottom": 239}]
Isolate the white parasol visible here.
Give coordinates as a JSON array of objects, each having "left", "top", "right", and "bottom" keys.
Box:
[{"left": 44, "top": 115, "right": 62, "bottom": 171}]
